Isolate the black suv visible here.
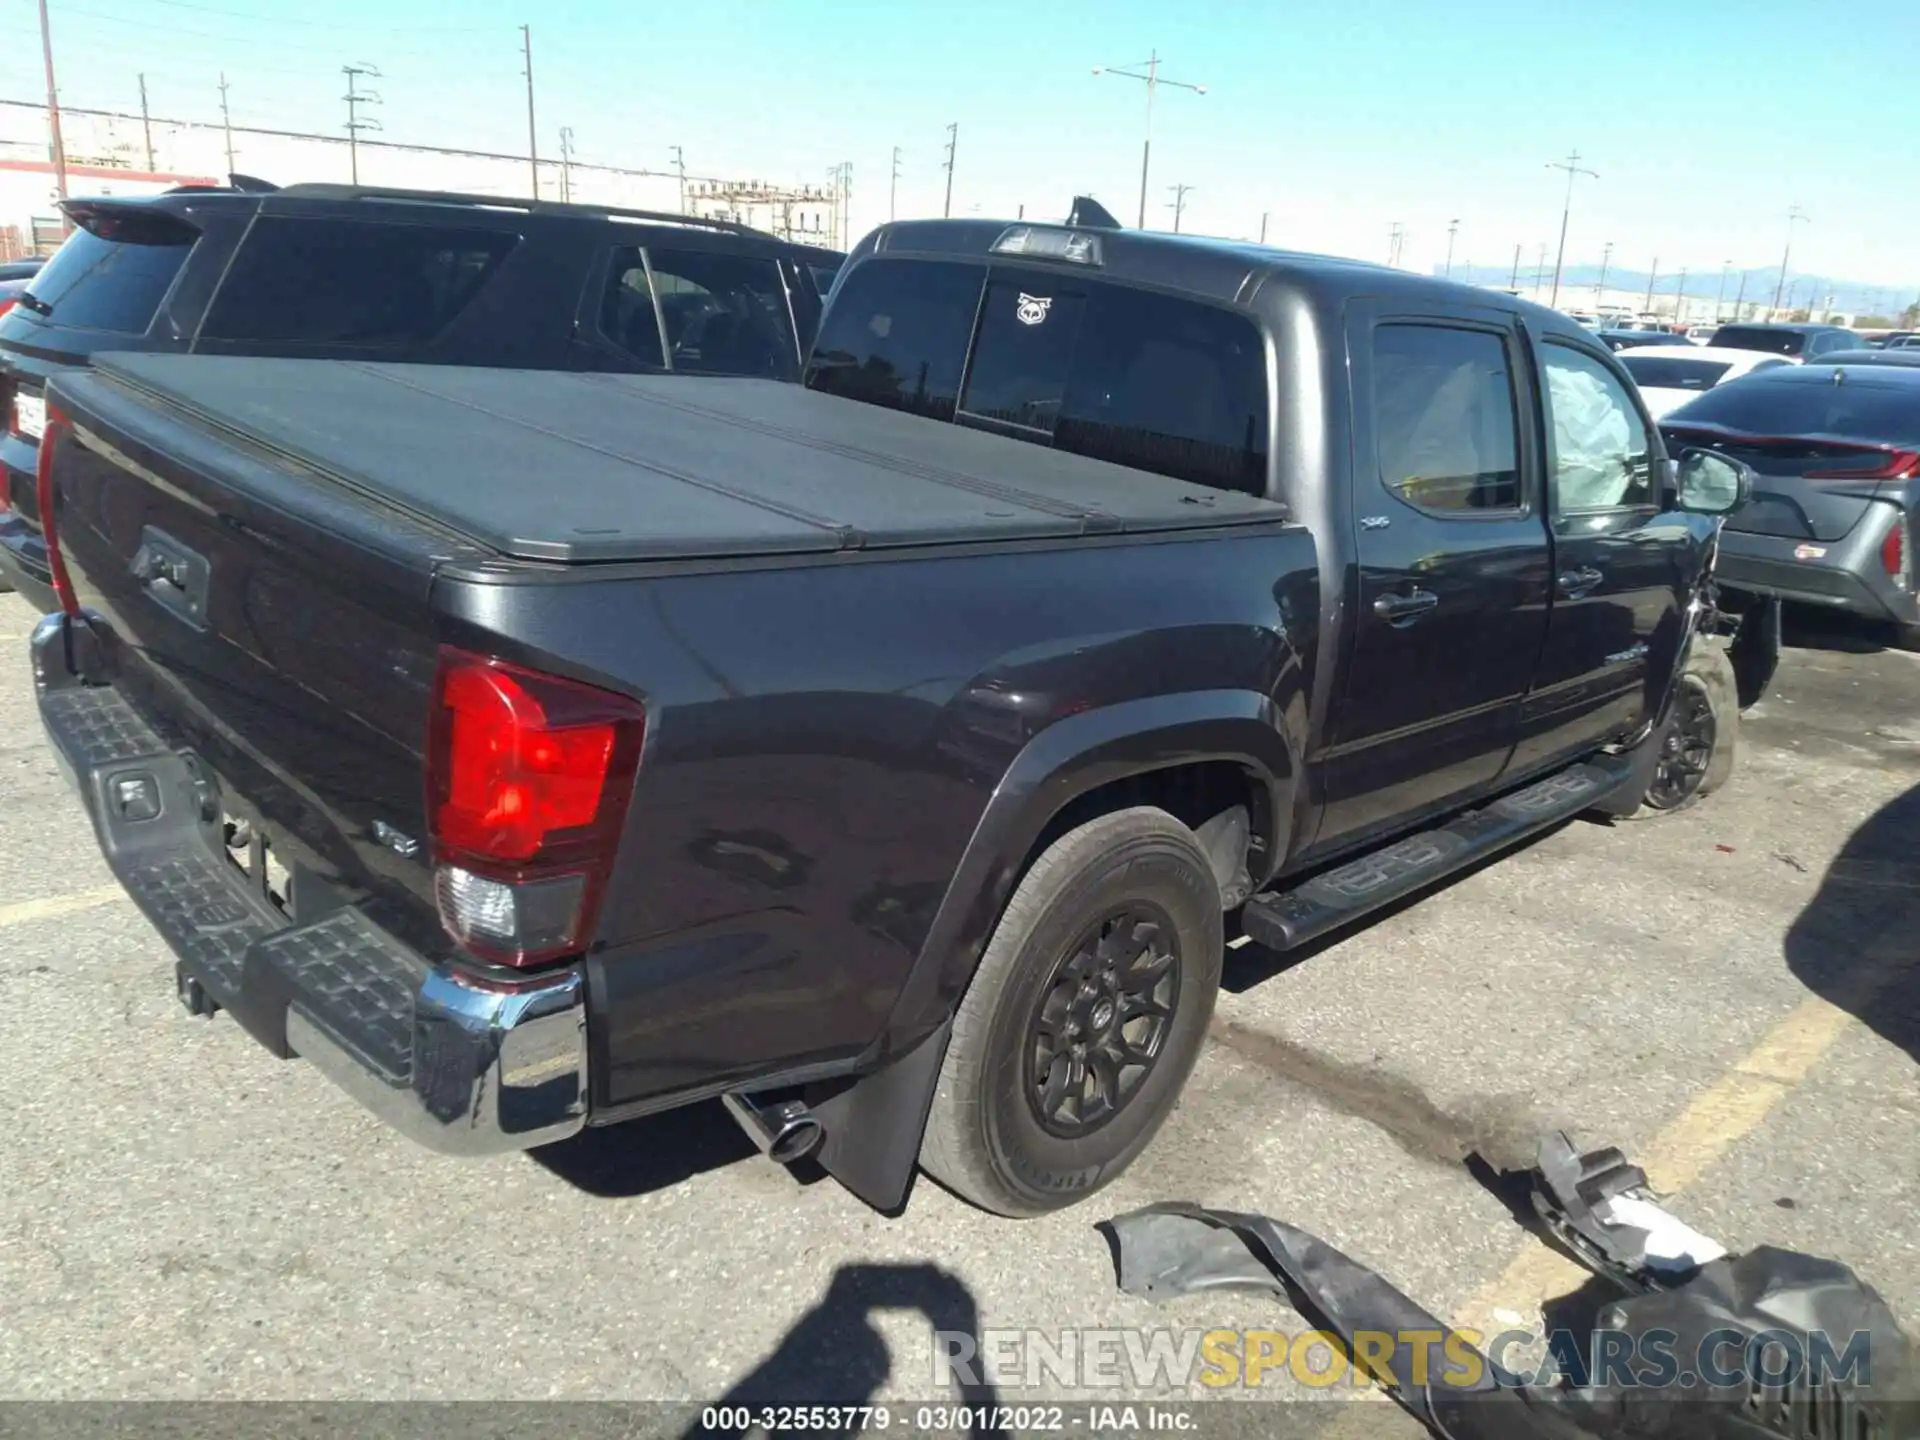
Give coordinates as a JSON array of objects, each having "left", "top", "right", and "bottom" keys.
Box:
[
  {"left": 1705, "top": 321, "right": 1860, "bottom": 360},
  {"left": 0, "top": 182, "right": 844, "bottom": 607}
]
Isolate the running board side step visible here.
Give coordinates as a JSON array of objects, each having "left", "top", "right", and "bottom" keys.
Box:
[{"left": 1241, "top": 755, "right": 1635, "bottom": 952}]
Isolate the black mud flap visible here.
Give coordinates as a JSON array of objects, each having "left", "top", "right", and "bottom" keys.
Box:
[
  {"left": 1727, "top": 593, "right": 1782, "bottom": 711},
  {"left": 804, "top": 1019, "right": 952, "bottom": 1214}
]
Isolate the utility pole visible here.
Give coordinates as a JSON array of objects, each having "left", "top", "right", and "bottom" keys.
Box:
[
  {"left": 1387, "top": 222, "right": 1406, "bottom": 267},
  {"left": 669, "top": 145, "right": 686, "bottom": 213},
  {"left": 1714, "top": 260, "right": 1731, "bottom": 321},
  {"left": 37, "top": 0, "right": 68, "bottom": 216},
  {"left": 137, "top": 73, "right": 155, "bottom": 172},
  {"left": 1093, "top": 50, "right": 1205, "bottom": 229},
  {"left": 217, "top": 74, "right": 235, "bottom": 177},
  {"left": 1167, "top": 182, "right": 1193, "bottom": 233},
  {"left": 1673, "top": 266, "right": 1688, "bottom": 325},
  {"left": 1509, "top": 243, "right": 1522, "bottom": 290},
  {"left": 520, "top": 25, "right": 538, "bottom": 200},
  {"left": 941, "top": 122, "right": 957, "bottom": 218},
  {"left": 1733, "top": 269, "right": 1749, "bottom": 322},
  {"left": 1545, "top": 150, "right": 1597, "bottom": 309},
  {"left": 1534, "top": 242, "right": 1548, "bottom": 298},
  {"left": 341, "top": 64, "right": 381, "bottom": 185},
  {"left": 1595, "top": 240, "right": 1613, "bottom": 305},
  {"left": 1643, "top": 257, "right": 1658, "bottom": 314},
  {"left": 838, "top": 161, "right": 852, "bottom": 247},
  {"left": 890, "top": 145, "right": 901, "bottom": 222},
  {"left": 1771, "top": 205, "right": 1808, "bottom": 312},
  {"left": 1444, "top": 218, "right": 1459, "bottom": 278},
  {"left": 1259, "top": 211, "right": 1269, "bottom": 244},
  {"left": 558, "top": 126, "right": 574, "bottom": 203}
]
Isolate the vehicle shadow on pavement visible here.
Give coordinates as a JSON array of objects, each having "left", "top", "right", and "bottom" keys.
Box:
[
  {"left": 1780, "top": 606, "right": 1907, "bottom": 656},
  {"left": 530, "top": 1099, "right": 764, "bottom": 1197},
  {"left": 683, "top": 1263, "right": 1004, "bottom": 1438},
  {"left": 1784, "top": 780, "right": 1920, "bottom": 1067}
]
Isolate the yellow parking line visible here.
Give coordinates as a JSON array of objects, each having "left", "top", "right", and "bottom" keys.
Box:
[{"left": 0, "top": 884, "right": 127, "bottom": 930}]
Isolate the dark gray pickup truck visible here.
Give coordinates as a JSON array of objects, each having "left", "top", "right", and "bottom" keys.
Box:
[{"left": 29, "top": 220, "right": 1754, "bottom": 1216}]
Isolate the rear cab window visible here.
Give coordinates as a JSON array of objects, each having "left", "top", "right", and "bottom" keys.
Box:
[
  {"left": 1711, "top": 326, "right": 1807, "bottom": 356},
  {"left": 20, "top": 207, "right": 198, "bottom": 334},
  {"left": 200, "top": 217, "right": 517, "bottom": 345},
  {"left": 805, "top": 256, "right": 1270, "bottom": 496}
]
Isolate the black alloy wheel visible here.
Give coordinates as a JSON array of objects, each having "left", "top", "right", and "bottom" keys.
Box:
[
  {"left": 1646, "top": 674, "right": 1717, "bottom": 810},
  {"left": 1025, "top": 905, "right": 1181, "bottom": 1137}
]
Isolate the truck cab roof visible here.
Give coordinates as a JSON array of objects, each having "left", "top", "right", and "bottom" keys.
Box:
[{"left": 853, "top": 218, "right": 1597, "bottom": 345}]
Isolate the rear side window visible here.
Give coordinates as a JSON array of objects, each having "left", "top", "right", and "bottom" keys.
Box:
[
  {"left": 201, "top": 217, "right": 516, "bottom": 345},
  {"left": 807, "top": 258, "right": 1271, "bottom": 495},
  {"left": 806, "top": 257, "right": 983, "bottom": 421},
  {"left": 1371, "top": 324, "right": 1521, "bottom": 512},
  {"left": 24, "top": 216, "right": 196, "bottom": 333},
  {"left": 1711, "top": 326, "right": 1806, "bottom": 356},
  {"left": 1620, "top": 356, "right": 1733, "bottom": 391}
]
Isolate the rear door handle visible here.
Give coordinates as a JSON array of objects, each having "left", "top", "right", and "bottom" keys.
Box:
[
  {"left": 1372, "top": 588, "right": 1439, "bottom": 623},
  {"left": 1557, "top": 566, "right": 1604, "bottom": 598}
]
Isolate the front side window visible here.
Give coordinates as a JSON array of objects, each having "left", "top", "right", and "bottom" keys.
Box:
[
  {"left": 203, "top": 217, "right": 516, "bottom": 345},
  {"left": 643, "top": 248, "right": 798, "bottom": 379},
  {"left": 1540, "top": 345, "right": 1656, "bottom": 511},
  {"left": 1371, "top": 323, "right": 1522, "bottom": 513}
]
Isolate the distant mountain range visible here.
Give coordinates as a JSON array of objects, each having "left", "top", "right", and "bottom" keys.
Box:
[{"left": 1439, "top": 262, "right": 1920, "bottom": 318}]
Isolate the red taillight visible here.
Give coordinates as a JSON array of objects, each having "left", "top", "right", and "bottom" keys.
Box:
[
  {"left": 1882, "top": 512, "right": 1910, "bottom": 586},
  {"left": 0, "top": 298, "right": 16, "bottom": 320},
  {"left": 34, "top": 404, "right": 79, "bottom": 616},
  {"left": 1806, "top": 448, "right": 1920, "bottom": 481},
  {"left": 427, "top": 648, "right": 645, "bottom": 966}
]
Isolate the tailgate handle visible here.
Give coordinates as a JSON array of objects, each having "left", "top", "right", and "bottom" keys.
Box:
[{"left": 131, "top": 527, "right": 211, "bottom": 630}]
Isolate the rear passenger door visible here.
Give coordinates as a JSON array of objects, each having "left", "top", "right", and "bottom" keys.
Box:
[
  {"left": 1510, "top": 338, "right": 1681, "bottom": 775},
  {"left": 583, "top": 244, "right": 801, "bottom": 380},
  {"left": 1319, "top": 306, "right": 1551, "bottom": 846}
]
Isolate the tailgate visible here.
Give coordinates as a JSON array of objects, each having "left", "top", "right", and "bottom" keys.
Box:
[{"left": 43, "top": 366, "right": 481, "bottom": 940}]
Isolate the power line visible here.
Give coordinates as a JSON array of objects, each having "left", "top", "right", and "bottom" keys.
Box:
[
  {"left": 54, "top": 7, "right": 513, "bottom": 60},
  {"left": 145, "top": 0, "right": 494, "bottom": 30}
]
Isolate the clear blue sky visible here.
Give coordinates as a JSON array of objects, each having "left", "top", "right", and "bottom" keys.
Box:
[{"left": 8, "top": 0, "right": 1918, "bottom": 295}]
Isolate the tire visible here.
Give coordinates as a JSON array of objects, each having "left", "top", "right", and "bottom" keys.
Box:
[
  {"left": 918, "top": 806, "right": 1223, "bottom": 1217},
  {"left": 1624, "top": 639, "right": 1738, "bottom": 819}
]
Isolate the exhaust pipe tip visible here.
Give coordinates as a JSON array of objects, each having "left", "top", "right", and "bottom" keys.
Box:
[{"left": 724, "top": 1090, "right": 825, "bottom": 1166}]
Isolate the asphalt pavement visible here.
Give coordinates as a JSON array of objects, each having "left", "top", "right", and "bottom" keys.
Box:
[{"left": 1, "top": 591, "right": 1915, "bottom": 1434}]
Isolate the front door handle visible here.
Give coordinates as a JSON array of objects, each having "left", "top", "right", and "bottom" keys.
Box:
[
  {"left": 1373, "top": 588, "right": 1439, "bottom": 623},
  {"left": 1557, "top": 566, "right": 1604, "bottom": 598}
]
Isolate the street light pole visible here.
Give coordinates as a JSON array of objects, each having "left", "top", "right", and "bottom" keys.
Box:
[
  {"left": 1444, "top": 218, "right": 1459, "bottom": 278},
  {"left": 1544, "top": 150, "right": 1597, "bottom": 309},
  {"left": 1772, "top": 205, "right": 1808, "bottom": 313},
  {"left": 1093, "top": 51, "right": 1205, "bottom": 229},
  {"left": 1595, "top": 240, "right": 1613, "bottom": 306}
]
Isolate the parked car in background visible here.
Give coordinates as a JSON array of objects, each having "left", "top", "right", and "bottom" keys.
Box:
[
  {"left": 1598, "top": 328, "right": 1681, "bottom": 352},
  {"left": 0, "top": 183, "right": 845, "bottom": 606},
  {"left": 1619, "top": 345, "right": 1794, "bottom": 418},
  {"left": 1662, "top": 363, "right": 1920, "bottom": 648},
  {"left": 1706, "top": 322, "right": 1859, "bottom": 361},
  {"left": 1865, "top": 331, "right": 1917, "bottom": 349},
  {"left": 29, "top": 221, "right": 1753, "bottom": 1217},
  {"left": 0, "top": 258, "right": 45, "bottom": 283},
  {"left": 1683, "top": 325, "right": 1718, "bottom": 345}
]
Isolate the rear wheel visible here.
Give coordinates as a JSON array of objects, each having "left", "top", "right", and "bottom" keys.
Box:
[
  {"left": 1626, "top": 641, "right": 1738, "bottom": 818},
  {"left": 918, "top": 807, "right": 1222, "bottom": 1217}
]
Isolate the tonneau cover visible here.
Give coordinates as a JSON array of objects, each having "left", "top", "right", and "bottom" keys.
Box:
[{"left": 90, "top": 354, "right": 1288, "bottom": 563}]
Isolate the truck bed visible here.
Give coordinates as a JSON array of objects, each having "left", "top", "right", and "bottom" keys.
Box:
[{"left": 91, "top": 354, "right": 1288, "bottom": 564}]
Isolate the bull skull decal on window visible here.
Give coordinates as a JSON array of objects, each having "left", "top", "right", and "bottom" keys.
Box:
[{"left": 1015, "top": 293, "right": 1053, "bottom": 326}]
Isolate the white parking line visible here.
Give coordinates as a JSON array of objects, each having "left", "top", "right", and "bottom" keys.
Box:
[{"left": 0, "top": 885, "right": 128, "bottom": 930}]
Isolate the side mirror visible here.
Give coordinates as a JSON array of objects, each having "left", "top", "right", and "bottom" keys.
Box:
[{"left": 1674, "top": 447, "right": 1752, "bottom": 516}]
